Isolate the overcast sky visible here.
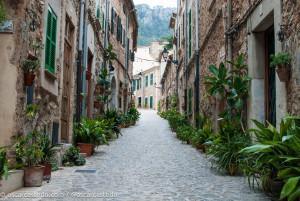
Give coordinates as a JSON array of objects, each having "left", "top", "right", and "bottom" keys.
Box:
[{"left": 133, "top": 0, "right": 177, "bottom": 8}]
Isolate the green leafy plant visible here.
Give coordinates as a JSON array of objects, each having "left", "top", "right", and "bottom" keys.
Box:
[
  {"left": 74, "top": 118, "right": 108, "bottom": 146},
  {"left": 0, "top": 0, "right": 6, "bottom": 24},
  {"left": 25, "top": 104, "right": 39, "bottom": 119},
  {"left": 208, "top": 120, "right": 251, "bottom": 175},
  {"left": 104, "top": 44, "right": 117, "bottom": 62},
  {"left": 40, "top": 134, "right": 55, "bottom": 163},
  {"left": 15, "top": 131, "right": 44, "bottom": 167},
  {"left": 0, "top": 147, "right": 8, "bottom": 180},
  {"left": 176, "top": 125, "right": 196, "bottom": 144},
  {"left": 270, "top": 52, "right": 292, "bottom": 68},
  {"left": 62, "top": 146, "right": 85, "bottom": 166},
  {"left": 127, "top": 107, "right": 141, "bottom": 122},
  {"left": 240, "top": 116, "right": 300, "bottom": 200},
  {"left": 21, "top": 59, "right": 40, "bottom": 73}
]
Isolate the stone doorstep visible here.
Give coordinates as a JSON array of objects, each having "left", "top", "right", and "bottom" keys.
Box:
[{"left": 0, "top": 169, "right": 24, "bottom": 195}]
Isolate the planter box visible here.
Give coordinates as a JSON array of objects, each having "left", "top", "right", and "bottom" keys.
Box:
[{"left": 0, "top": 170, "right": 24, "bottom": 194}]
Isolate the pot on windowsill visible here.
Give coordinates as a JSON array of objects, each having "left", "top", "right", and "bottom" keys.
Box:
[
  {"left": 24, "top": 165, "right": 45, "bottom": 187},
  {"left": 77, "top": 143, "right": 93, "bottom": 157},
  {"left": 24, "top": 72, "right": 36, "bottom": 86},
  {"left": 276, "top": 64, "right": 290, "bottom": 82}
]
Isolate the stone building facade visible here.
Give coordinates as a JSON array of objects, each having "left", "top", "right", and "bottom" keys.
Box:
[
  {"left": 107, "top": 0, "right": 138, "bottom": 113},
  {"left": 0, "top": 0, "right": 80, "bottom": 146},
  {"left": 0, "top": 0, "right": 138, "bottom": 147},
  {"left": 132, "top": 44, "right": 163, "bottom": 110},
  {"left": 164, "top": 0, "right": 300, "bottom": 128}
]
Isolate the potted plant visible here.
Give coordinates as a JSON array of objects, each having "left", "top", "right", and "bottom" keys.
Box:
[
  {"left": 0, "top": 147, "right": 8, "bottom": 181},
  {"left": 270, "top": 52, "right": 292, "bottom": 82},
  {"left": 40, "top": 134, "right": 55, "bottom": 181},
  {"left": 62, "top": 146, "right": 86, "bottom": 166},
  {"left": 74, "top": 118, "right": 108, "bottom": 156},
  {"left": 15, "top": 131, "right": 44, "bottom": 187},
  {"left": 22, "top": 59, "right": 40, "bottom": 86}
]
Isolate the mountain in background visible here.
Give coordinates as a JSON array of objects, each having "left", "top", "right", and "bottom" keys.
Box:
[{"left": 135, "top": 4, "right": 176, "bottom": 46}]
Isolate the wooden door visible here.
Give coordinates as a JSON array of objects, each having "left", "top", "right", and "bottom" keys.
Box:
[{"left": 61, "top": 17, "right": 74, "bottom": 143}]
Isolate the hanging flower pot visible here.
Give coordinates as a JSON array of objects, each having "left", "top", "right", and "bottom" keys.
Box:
[
  {"left": 24, "top": 72, "right": 36, "bottom": 86},
  {"left": 21, "top": 58, "right": 40, "bottom": 86},
  {"left": 276, "top": 65, "right": 290, "bottom": 82},
  {"left": 270, "top": 52, "right": 292, "bottom": 82}
]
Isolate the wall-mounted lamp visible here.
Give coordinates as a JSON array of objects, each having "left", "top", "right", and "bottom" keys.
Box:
[{"left": 277, "top": 24, "right": 291, "bottom": 42}]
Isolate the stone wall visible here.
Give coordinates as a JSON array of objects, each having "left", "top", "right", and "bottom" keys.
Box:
[{"left": 282, "top": 0, "right": 300, "bottom": 115}]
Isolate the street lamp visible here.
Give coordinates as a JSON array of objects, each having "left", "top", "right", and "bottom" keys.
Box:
[{"left": 162, "top": 48, "right": 169, "bottom": 62}]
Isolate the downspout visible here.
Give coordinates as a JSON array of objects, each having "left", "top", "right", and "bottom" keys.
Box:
[
  {"left": 184, "top": 0, "right": 188, "bottom": 114},
  {"left": 176, "top": 0, "right": 180, "bottom": 108},
  {"left": 194, "top": 0, "right": 200, "bottom": 128},
  {"left": 227, "top": 0, "right": 233, "bottom": 64},
  {"left": 76, "top": 0, "right": 86, "bottom": 123}
]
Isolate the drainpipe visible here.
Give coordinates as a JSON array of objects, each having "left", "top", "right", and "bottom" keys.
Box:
[
  {"left": 226, "top": 0, "right": 233, "bottom": 64},
  {"left": 76, "top": 0, "right": 86, "bottom": 123},
  {"left": 194, "top": 0, "right": 200, "bottom": 128},
  {"left": 184, "top": 0, "right": 188, "bottom": 114}
]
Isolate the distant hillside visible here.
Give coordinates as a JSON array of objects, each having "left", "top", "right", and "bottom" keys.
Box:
[{"left": 135, "top": 4, "right": 176, "bottom": 46}]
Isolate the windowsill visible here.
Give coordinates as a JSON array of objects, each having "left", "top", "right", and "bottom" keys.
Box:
[{"left": 45, "top": 69, "right": 57, "bottom": 80}]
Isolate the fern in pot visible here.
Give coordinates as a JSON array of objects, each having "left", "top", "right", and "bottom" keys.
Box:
[{"left": 40, "top": 134, "right": 55, "bottom": 181}]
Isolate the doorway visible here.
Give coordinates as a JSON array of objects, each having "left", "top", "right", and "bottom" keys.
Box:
[
  {"left": 265, "top": 26, "right": 276, "bottom": 125},
  {"left": 150, "top": 96, "right": 153, "bottom": 109},
  {"left": 86, "top": 50, "right": 93, "bottom": 118},
  {"left": 61, "top": 16, "right": 74, "bottom": 143}
]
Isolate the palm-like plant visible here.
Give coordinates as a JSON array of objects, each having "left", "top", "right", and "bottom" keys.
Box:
[{"left": 240, "top": 117, "right": 300, "bottom": 200}]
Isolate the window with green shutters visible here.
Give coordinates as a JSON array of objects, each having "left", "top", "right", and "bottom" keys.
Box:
[
  {"left": 145, "top": 75, "right": 148, "bottom": 87},
  {"left": 150, "top": 74, "right": 154, "bottom": 85},
  {"left": 45, "top": 7, "right": 57, "bottom": 74},
  {"left": 188, "top": 88, "right": 193, "bottom": 114},
  {"left": 188, "top": 9, "right": 192, "bottom": 58}
]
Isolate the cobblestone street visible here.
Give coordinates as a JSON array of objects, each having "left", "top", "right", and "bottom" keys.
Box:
[{"left": 6, "top": 110, "right": 269, "bottom": 201}]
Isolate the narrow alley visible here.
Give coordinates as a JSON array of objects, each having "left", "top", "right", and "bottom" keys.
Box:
[{"left": 6, "top": 110, "right": 268, "bottom": 201}]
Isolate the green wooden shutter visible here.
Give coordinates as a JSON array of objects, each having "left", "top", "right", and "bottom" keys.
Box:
[
  {"left": 111, "top": 8, "right": 114, "bottom": 34},
  {"left": 45, "top": 7, "right": 57, "bottom": 74},
  {"left": 188, "top": 10, "right": 192, "bottom": 58}
]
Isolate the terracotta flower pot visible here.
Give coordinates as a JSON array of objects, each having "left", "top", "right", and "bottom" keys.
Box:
[
  {"left": 24, "top": 166, "right": 45, "bottom": 187},
  {"left": 276, "top": 65, "right": 290, "bottom": 82},
  {"left": 77, "top": 143, "right": 93, "bottom": 157},
  {"left": 94, "top": 101, "right": 101, "bottom": 109},
  {"left": 43, "top": 163, "right": 52, "bottom": 181},
  {"left": 24, "top": 72, "right": 36, "bottom": 86},
  {"left": 228, "top": 164, "right": 238, "bottom": 176}
]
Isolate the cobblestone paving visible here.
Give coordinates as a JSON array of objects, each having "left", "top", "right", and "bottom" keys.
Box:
[{"left": 5, "top": 110, "right": 270, "bottom": 201}]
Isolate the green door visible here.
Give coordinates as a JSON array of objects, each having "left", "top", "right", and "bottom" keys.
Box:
[{"left": 150, "top": 96, "right": 153, "bottom": 109}]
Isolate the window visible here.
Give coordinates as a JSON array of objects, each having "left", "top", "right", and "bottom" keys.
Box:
[
  {"left": 45, "top": 7, "right": 57, "bottom": 74},
  {"left": 150, "top": 96, "right": 153, "bottom": 109},
  {"left": 150, "top": 74, "right": 154, "bottom": 85},
  {"left": 138, "top": 97, "right": 142, "bottom": 107},
  {"left": 144, "top": 97, "right": 148, "bottom": 108},
  {"left": 26, "top": 86, "right": 34, "bottom": 105},
  {"left": 188, "top": 9, "right": 192, "bottom": 58},
  {"left": 111, "top": 8, "right": 115, "bottom": 34},
  {"left": 145, "top": 75, "right": 148, "bottom": 87},
  {"left": 188, "top": 88, "right": 193, "bottom": 114},
  {"left": 132, "top": 80, "right": 136, "bottom": 91}
]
